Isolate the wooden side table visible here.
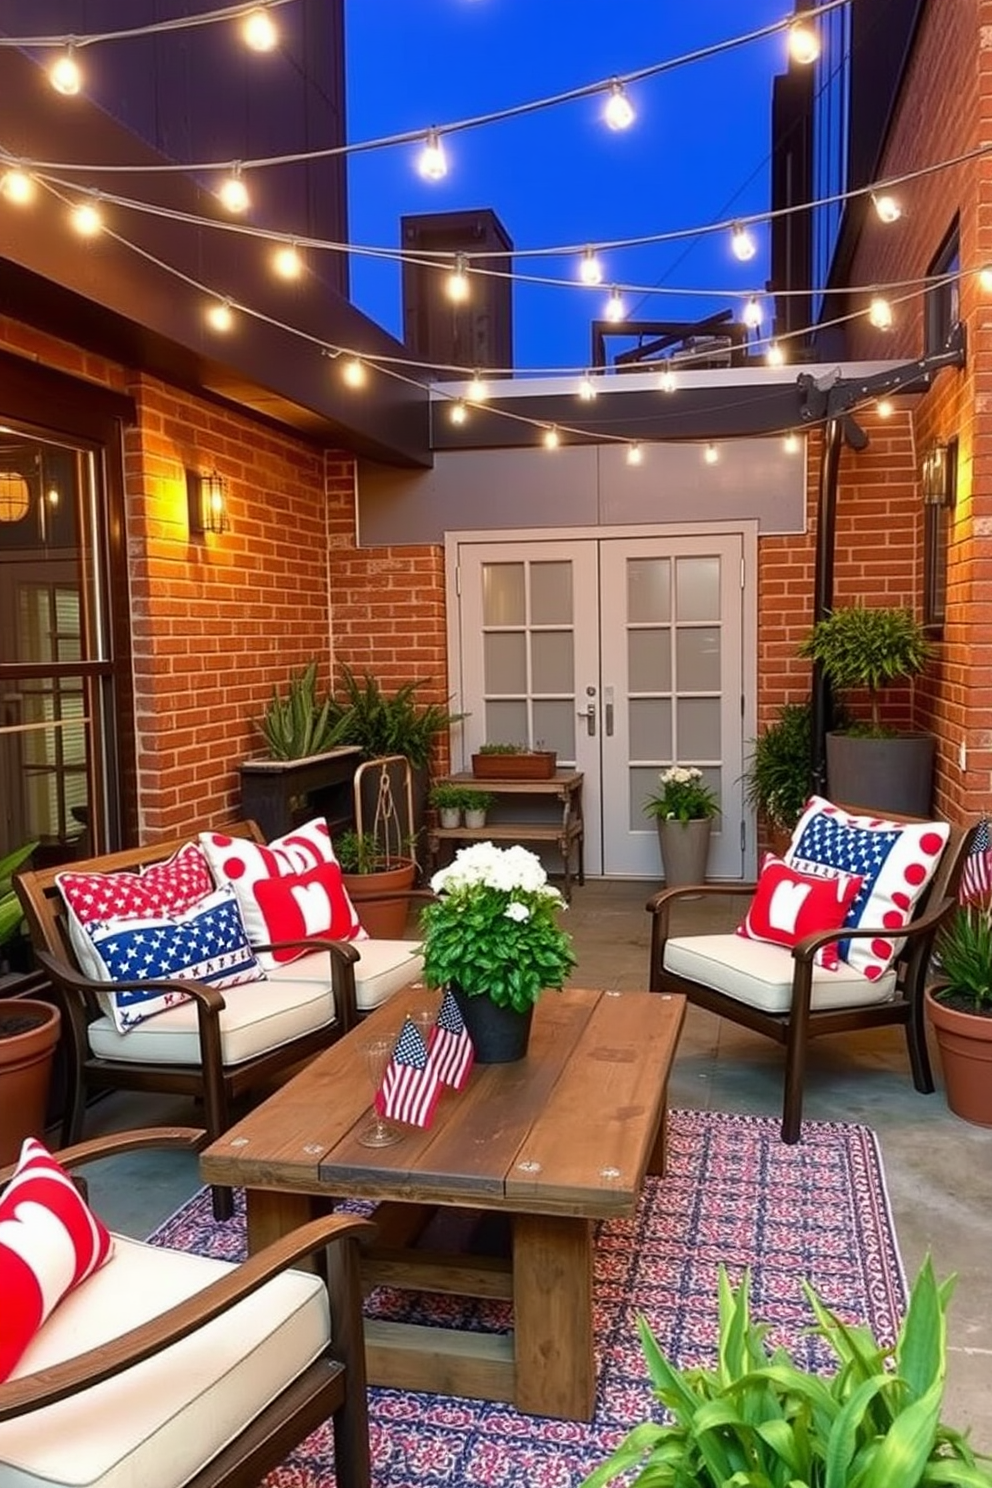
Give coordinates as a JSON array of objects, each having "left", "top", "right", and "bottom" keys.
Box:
[{"left": 426, "top": 769, "right": 584, "bottom": 900}]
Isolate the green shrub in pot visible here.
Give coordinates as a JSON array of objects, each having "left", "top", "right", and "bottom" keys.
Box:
[
  {"left": 744, "top": 699, "right": 813, "bottom": 835},
  {"left": 798, "top": 604, "right": 932, "bottom": 737}
]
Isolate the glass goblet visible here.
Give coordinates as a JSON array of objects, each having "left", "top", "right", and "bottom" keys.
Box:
[{"left": 358, "top": 1036, "right": 404, "bottom": 1148}]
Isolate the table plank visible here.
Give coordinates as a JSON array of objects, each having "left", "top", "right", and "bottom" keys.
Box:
[{"left": 364, "top": 1320, "right": 515, "bottom": 1402}]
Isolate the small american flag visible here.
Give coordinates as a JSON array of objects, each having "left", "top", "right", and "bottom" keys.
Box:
[
  {"left": 375, "top": 1018, "right": 441, "bottom": 1128},
  {"left": 430, "top": 987, "right": 475, "bottom": 1091},
  {"left": 960, "top": 817, "right": 992, "bottom": 904}
]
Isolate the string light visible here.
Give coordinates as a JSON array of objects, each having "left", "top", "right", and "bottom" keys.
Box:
[
  {"left": 446, "top": 253, "right": 470, "bottom": 303},
  {"left": 872, "top": 193, "right": 902, "bottom": 224},
  {"left": 578, "top": 247, "right": 604, "bottom": 285},
  {"left": 603, "top": 80, "right": 635, "bottom": 131},
  {"left": 0, "top": 169, "right": 35, "bottom": 205},
  {"left": 272, "top": 242, "right": 303, "bottom": 279},
  {"left": 70, "top": 198, "right": 102, "bottom": 236},
  {"left": 783, "top": 432, "right": 800, "bottom": 454},
  {"left": 766, "top": 341, "right": 785, "bottom": 366},
  {"left": 205, "top": 298, "right": 234, "bottom": 331},
  {"left": 626, "top": 442, "right": 643, "bottom": 466},
  {"left": 543, "top": 425, "right": 560, "bottom": 450},
  {"left": 742, "top": 295, "right": 762, "bottom": 329},
  {"left": 876, "top": 398, "right": 894, "bottom": 419},
  {"left": 341, "top": 356, "right": 366, "bottom": 388},
  {"left": 242, "top": 7, "right": 278, "bottom": 52},
  {"left": 578, "top": 372, "right": 598, "bottom": 401},
  {"left": 49, "top": 48, "right": 82, "bottom": 96},
  {"left": 467, "top": 372, "right": 489, "bottom": 402},
  {"left": 788, "top": 19, "right": 820, "bottom": 65},
  {"left": 658, "top": 366, "right": 676, "bottom": 393},
  {"left": 868, "top": 295, "right": 894, "bottom": 330},
  {"left": 218, "top": 166, "right": 250, "bottom": 214},
  {"left": 731, "top": 222, "right": 757, "bottom": 262},
  {"left": 605, "top": 285, "right": 625, "bottom": 322},
  {"left": 980, "top": 265, "right": 992, "bottom": 292},
  {"left": 417, "top": 130, "right": 448, "bottom": 182},
  {"left": 703, "top": 443, "right": 719, "bottom": 465},
  {"left": 449, "top": 399, "right": 467, "bottom": 425}
]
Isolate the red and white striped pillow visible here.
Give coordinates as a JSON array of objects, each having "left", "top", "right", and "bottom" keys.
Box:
[{"left": 0, "top": 1138, "right": 114, "bottom": 1380}]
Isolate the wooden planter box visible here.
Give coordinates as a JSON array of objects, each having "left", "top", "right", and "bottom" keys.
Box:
[{"left": 471, "top": 751, "right": 557, "bottom": 780}]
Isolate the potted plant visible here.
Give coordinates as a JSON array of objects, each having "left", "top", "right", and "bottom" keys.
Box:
[
  {"left": 743, "top": 699, "right": 813, "bottom": 856},
  {"left": 0, "top": 841, "right": 38, "bottom": 982},
  {"left": 643, "top": 765, "right": 719, "bottom": 888},
  {"left": 798, "top": 603, "right": 935, "bottom": 815},
  {"left": 419, "top": 842, "right": 576, "bottom": 1062},
  {"left": 582, "top": 1257, "right": 992, "bottom": 1488},
  {"left": 335, "top": 828, "right": 419, "bottom": 940},
  {"left": 471, "top": 742, "right": 558, "bottom": 780},
  {"left": 0, "top": 839, "right": 61, "bottom": 1165},
  {"left": 429, "top": 782, "right": 465, "bottom": 828},
  {"left": 460, "top": 789, "right": 494, "bottom": 828},
  {"left": 926, "top": 899, "right": 992, "bottom": 1126}
]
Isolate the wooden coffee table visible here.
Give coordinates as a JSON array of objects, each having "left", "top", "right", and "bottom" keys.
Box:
[{"left": 201, "top": 985, "right": 685, "bottom": 1420}]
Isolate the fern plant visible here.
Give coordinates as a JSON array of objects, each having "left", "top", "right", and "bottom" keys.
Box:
[{"left": 330, "top": 664, "right": 462, "bottom": 769}]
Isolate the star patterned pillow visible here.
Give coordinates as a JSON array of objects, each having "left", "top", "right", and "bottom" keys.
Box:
[{"left": 785, "top": 796, "right": 949, "bottom": 979}]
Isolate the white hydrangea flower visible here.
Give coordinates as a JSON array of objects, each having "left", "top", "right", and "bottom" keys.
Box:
[{"left": 504, "top": 901, "right": 531, "bottom": 922}]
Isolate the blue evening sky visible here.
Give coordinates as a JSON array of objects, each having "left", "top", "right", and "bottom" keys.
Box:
[{"left": 344, "top": 0, "right": 790, "bottom": 374}]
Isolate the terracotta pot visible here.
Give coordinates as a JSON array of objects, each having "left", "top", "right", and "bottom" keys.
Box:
[
  {"left": 925, "top": 987, "right": 992, "bottom": 1127},
  {"left": 0, "top": 999, "right": 62, "bottom": 1165},
  {"left": 450, "top": 982, "right": 533, "bottom": 1063},
  {"left": 342, "top": 858, "right": 418, "bottom": 939},
  {"left": 656, "top": 818, "right": 712, "bottom": 890}
]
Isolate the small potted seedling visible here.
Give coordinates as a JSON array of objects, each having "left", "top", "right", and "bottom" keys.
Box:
[
  {"left": 429, "top": 782, "right": 465, "bottom": 828},
  {"left": 461, "top": 790, "right": 494, "bottom": 828}
]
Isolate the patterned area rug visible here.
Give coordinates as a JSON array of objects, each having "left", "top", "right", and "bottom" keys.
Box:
[{"left": 148, "top": 1108, "right": 905, "bottom": 1488}]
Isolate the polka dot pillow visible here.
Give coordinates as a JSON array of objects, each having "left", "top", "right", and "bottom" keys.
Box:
[
  {"left": 0, "top": 1137, "right": 113, "bottom": 1381},
  {"left": 200, "top": 817, "right": 367, "bottom": 967},
  {"left": 785, "top": 796, "right": 950, "bottom": 980}
]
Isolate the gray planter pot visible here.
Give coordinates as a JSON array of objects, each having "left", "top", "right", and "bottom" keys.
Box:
[
  {"left": 825, "top": 732, "right": 936, "bottom": 817},
  {"left": 656, "top": 818, "right": 712, "bottom": 888}
]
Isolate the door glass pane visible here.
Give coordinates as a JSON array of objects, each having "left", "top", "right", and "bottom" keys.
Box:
[
  {"left": 676, "top": 627, "right": 721, "bottom": 691},
  {"left": 530, "top": 561, "right": 572, "bottom": 624},
  {"left": 482, "top": 563, "right": 525, "bottom": 625},
  {"left": 627, "top": 558, "right": 671, "bottom": 623},
  {"left": 677, "top": 698, "right": 721, "bottom": 759},
  {"left": 675, "top": 557, "right": 720, "bottom": 621},
  {"left": 630, "top": 766, "right": 663, "bottom": 829},
  {"left": 484, "top": 632, "right": 527, "bottom": 693},
  {"left": 532, "top": 700, "right": 574, "bottom": 759},
  {"left": 629, "top": 630, "right": 671, "bottom": 692},
  {"left": 484, "top": 699, "right": 528, "bottom": 747},
  {"left": 531, "top": 631, "right": 573, "bottom": 692},
  {"left": 629, "top": 699, "right": 672, "bottom": 760}
]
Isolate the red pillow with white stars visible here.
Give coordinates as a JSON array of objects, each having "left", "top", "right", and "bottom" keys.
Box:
[
  {"left": 200, "top": 817, "right": 366, "bottom": 967},
  {"left": 0, "top": 1137, "right": 114, "bottom": 1382},
  {"left": 786, "top": 796, "right": 950, "bottom": 979},
  {"left": 58, "top": 842, "right": 216, "bottom": 982},
  {"left": 736, "top": 853, "right": 863, "bottom": 970}
]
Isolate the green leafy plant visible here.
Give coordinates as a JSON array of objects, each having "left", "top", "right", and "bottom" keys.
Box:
[
  {"left": 583, "top": 1257, "right": 992, "bottom": 1488},
  {"left": 643, "top": 765, "right": 720, "bottom": 824},
  {"left": 330, "top": 665, "right": 462, "bottom": 770},
  {"left": 0, "top": 842, "right": 37, "bottom": 948},
  {"left": 429, "top": 783, "right": 468, "bottom": 810},
  {"left": 335, "top": 829, "right": 415, "bottom": 875},
  {"left": 477, "top": 741, "right": 551, "bottom": 756},
  {"left": 798, "top": 604, "right": 933, "bottom": 737},
  {"left": 744, "top": 699, "right": 813, "bottom": 833},
  {"left": 252, "top": 661, "right": 349, "bottom": 760},
  {"left": 460, "top": 789, "right": 494, "bottom": 813},
  {"left": 933, "top": 901, "right": 992, "bottom": 1016},
  {"left": 420, "top": 842, "right": 575, "bottom": 1011}
]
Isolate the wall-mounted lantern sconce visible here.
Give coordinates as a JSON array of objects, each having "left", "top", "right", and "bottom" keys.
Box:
[
  {"left": 921, "top": 441, "right": 951, "bottom": 507},
  {"left": 0, "top": 469, "right": 30, "bottom": 523},
  {"left": 186, "top": 467, "right": 229, "bottom": 534}
]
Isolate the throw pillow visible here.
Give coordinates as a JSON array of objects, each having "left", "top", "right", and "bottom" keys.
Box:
[
  {"left": 786, "top": 795, "right": 950, "bottom": 979},
  {"left": 58, "top": 842, "right": 216, "bottom": 982},
  {"left": 201, "top": 817, "right": 366, "bottom": 967},
  {"left": 736, "top": 853, "right": 863, "bottom": 970},
  {"left": 81, "top": 885, "right": 266, "bottom": 1033},
  {"left": 0, "top": 1137, "right": 114, "bottom": 1381}
]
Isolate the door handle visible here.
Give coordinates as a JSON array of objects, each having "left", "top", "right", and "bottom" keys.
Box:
[{"left": 577, "top": 703, "right": 596, "bottom": 736}]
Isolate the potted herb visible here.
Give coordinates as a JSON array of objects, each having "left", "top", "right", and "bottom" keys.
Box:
[
  {"left": 419, "top": 842, "right": 575, "bottom": 1061},
  {"left": 429, "top": 782, "right": 466, "bottom": 828},
  {"left": 743, "top": 699, "right": 813, "bottom": 854},
  {"left": 460, "top": 789, "right": 494, "bottom": 827},
  {"left": 336, "top": 828, "right": 419, "bottom": 940},
  {"left": 471, "top": 742, "right": 557, "bottom": 780},
  {"left": 798, "top": 603, "right": 935, "bottom": 815},
  {"left": 583, "top": 1258, "right": 992, "bottom": 1488},
  {"left": 642, "top": 765, "right": 719, "bottom": 889},
  {"left": 926, "top": 898, "right": 992, "bottom": 1126}
]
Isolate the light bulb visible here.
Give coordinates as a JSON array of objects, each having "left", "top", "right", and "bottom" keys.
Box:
[
  {"left": 418, "top": 130, "right": 448, "bottom": 182},
  {"left": 543, "top": 425, "right": 560, "bottom": 450},
  {"left": 70, "top": 200, "right": 102, "bottom": 236},
  {"left": 876, "top": 398, "right": 894, "bottom": 419},
  {"left": 788, "top": 20, "right": 820, "bottom": 65},
  {"left": 980, "top": 265, "right": 992, "bottom": 293},
  {"left": 219, "top": 168, "right": 250, "bottom": 214},
  {"left": 578, "top": 372, "right": 597, "bottom": 402},
  {"left": 731, "top": 223, "right": 757, "bottom": 262},
  {"left": 704, "top": 443, "right": 719, "bottom": 465},
  {"left": 868, "top": 295, "right": 893, "bottom": 330},
  {"left": 449, "top": 399, "right": 467, "bottom": 425},
  {"left": 342, "top": 357, "right": 365, "bottom": 388},
  {"left": 604, "top": 80, "right": 635, "bottom": 131},
  {"left": 872, "top": 193, "right": 902, "bottom": 224},
  {"left": 742, "top": 296, "right": 763, "bottom": 329},
  {"left": 658, "top": 366, "right": 676, "bottom": 394},
  {"left": 50, "top": 49, "right": 82, "bottom": 96},
  {"left": 242, "top": 7, "right": 278, "bottom": 51},
  {"left": 205, "top": 299, "right": 234, "bottom": 332},
  {"left": 446, "top": 253, "right": 469, "bottom": 303},
  {"left": 467, "top": 372, "right": 489, "bottom": 402},
  {"left": 0, "top": 169, "right": 35, "bottom": 205},
  {"left": 605, "top": 285, "right": 625, "bottom": 323},
  {"left": 766, "top": 341, "right": 785, "bottom": 367},
  {"left": 783, "top": 432, "right": 800, "bottom": 455},
  {"left": 272, "top": 243, "right": 303, "bottom": 280},
  {"left": 579, "top": 247, "right": 604, "bottom": 286},
  {"left": 626, "top": 442, "right": 643, "bottom": 466}
]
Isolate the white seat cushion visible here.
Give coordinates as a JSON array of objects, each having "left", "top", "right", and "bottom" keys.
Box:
[
  {"left": 346, "top": 939, "right": 423, "bottom": 1012},
  {"left": 0, "top": 1234, "right": 328, "bottom": 1488},
  {"left": 664, "top": 933, "right": 898, "bottom": 1014}
]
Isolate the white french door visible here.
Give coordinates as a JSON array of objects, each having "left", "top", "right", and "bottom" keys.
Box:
[{"left": 451, "top": 529, "right": 751, "bottom": 879}]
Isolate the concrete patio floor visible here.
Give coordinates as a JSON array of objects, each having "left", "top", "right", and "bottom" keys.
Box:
[{"left": 72, "top": 878, "right": 992, "bottom": 1452}]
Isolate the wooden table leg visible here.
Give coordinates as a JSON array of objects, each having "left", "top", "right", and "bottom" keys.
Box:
[
  {"left": 245, "top": 1186, "right": 316, "bottom": 1256},
  {"left": 647, "top": 1092, "right": 669, "bottom": 1177},
  {"left": 512, "top": 1212, "right": 595, "bottom": 1420}
]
